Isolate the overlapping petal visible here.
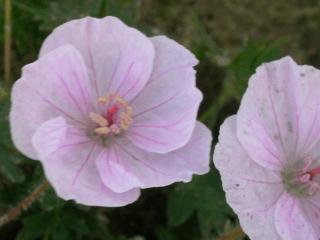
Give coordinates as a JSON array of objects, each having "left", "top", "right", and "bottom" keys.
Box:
[
  {"left": 96, "top": 148, "right": 142, "bottom": 193},
  {"left": 129, "top": 36, "right": 201, "bottom": 153},
  {"left": 32, "top": 116, "right": 140, "bottom": 207},
  {"left": 10, "top": 45, "right": 93, "bottom": 159},
  {"left": 300, "top": 193, "right": 320, "bottom": 238},
  {"left": 237, "top": 56, "right": 320, "bottom": 170},
  {"left": 40, "top": 16, "right": 155, "bottom": 101},
  {"left": 97, "top": 122, "right": 211, "bottom": 191},
  {"left": 214, "top": 116, "right": 283, "bottom": 239},
  {"left": 275, "top": 194, "right": 316, "bottom": 240}
]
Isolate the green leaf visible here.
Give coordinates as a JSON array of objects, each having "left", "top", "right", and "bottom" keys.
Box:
[
  {"left": 0, "top": 148, "right": 25, "bottom": 183},
  {"left": 196, "top": 189, "right": 230, "bottom": 234},
  {"left": 166, "top": 171, "right": 235, "bottom": 236},
  {"left": 104, "top": 0, "right": 141, "bottom": 25},
  {"left": 16, "top": 212, "right": 54, "bottom": 240},
  {"left": 14, "top": 0, "right": 103, "bottom": 32},
  {"left": 155, "top": 227, "right": 177, "bottom": 240},
  {"left": 128, "top": 236, "right": 145, "bottom": 240},
  {"left": 167, "top": 186, "right": 196, "bottom": 227},
  {"left": 194, "top": 171, "right": 234, "bottom": 235},
  {"left": 230, "top": 40, "right": 284, "bottom": 97},
  {"left": 0, "top": 90, "right": 13, "bottom": 148},
  {"left": 39, "top": 187, "right": 64, "bottom": 210},
  {"left": 52, "top": 223, "right": 73, "bottom": 240},
  {"left": 60, "top": 209, "right": 91, "bottom": 235}
]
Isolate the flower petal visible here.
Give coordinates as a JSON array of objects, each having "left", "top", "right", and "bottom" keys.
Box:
[
  {"left": 96, "top": 148, "right": 141, "bottom": 193},
  {"left": 275, "top": 194, "right": 315, "bottom": 240},
  {"left": 32, "top": 117, "right": 140, "bottom": 207},
  {"left": 106, "top": 122, "right": 211, "bottom": 190},
  {"left": 32, "top": 117, "right": 67, "bottom": 160},
  {"left": 213, "top": 116, "right": 283, "bottom": 239},
  {"left": 40, "top": 16, "right": 155, "bottom": 101},
  {"left": 10, "top": 45, "right": 93, "bottom": 159},
  {"left": 238, "top": 209, "right": 282, "bottom": 240},
  {"left": 293, "top": 64, "right": 320, "bottom": 156},
  {"left": 129, "top": 36, "right": 201, "bottom": 153},
  {"left": 300, "top": 193, "right": 320, "bottom": 237},
  {"left": 148, "top": 36, "right": 198, "bottom": 81},
  {"left": 237, "top": 56, "right": 320, "bottom": 170}
]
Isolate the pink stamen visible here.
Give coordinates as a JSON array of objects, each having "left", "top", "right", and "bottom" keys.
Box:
[
  {"left": 298, "top": 166, "right": 320, "bottom": 184},
  {"left": 299, "top": 173, "right": 311, "bottom": 183}
]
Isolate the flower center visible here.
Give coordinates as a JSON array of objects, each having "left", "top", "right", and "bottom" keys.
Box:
[
  {"left": 89, "top": 93, "right": 132, "bottom": 139},
  {"left": 283, "top": 155, "right": 320, "bottom": 197}
]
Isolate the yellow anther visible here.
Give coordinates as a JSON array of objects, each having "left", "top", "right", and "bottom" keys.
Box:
[
  {"left": 94, "top": 127, "right": 110, "bottom": 135},
  {"left": 98, "top": 97, "right": 108, "bottom": 104},
  {"left": 126, "top": 106, "right": 133, "bottom": 115},
  {"left": 115, "top": 96, "right": 129, "bottom": 107},
  {"left": 89, "top": 112, "right": 108, "bottom": 127},
  {"left": 119, "top": 112, "right": 132, "bottom": 130},
  {"left": 120, "top": 112, "right": 132, "bottom": 122},
  {"left": 120, "top": 121, "right": 130, "bottom": 130},
  {"left": 120, "top": 112, "right": 128, "bottom": 119}
]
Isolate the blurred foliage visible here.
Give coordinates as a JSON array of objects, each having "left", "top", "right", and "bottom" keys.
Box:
[{"left": 1, "top": 0, "right": 320, "bottom": 239}]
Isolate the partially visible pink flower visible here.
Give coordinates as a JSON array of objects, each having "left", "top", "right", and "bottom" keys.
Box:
[
  {"left": 10, "top": 16, "right": 212, "bottom": 207},
  {"left": 214, "top": 57, "right": 320, "bottom": 239}
]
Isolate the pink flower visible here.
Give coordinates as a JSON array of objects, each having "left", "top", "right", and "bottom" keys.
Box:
[
  {"left": 10, "top": 17, "right": 211, "bottom": 207},
  {"left": 214, "top": 57, "right": 320, "bottom": 239}
]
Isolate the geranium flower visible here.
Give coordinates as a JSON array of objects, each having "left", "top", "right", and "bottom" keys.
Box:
[
  {"left": 10, "top": 17, "right": 212, "bottom": 207},
  {"left": 214, "top": 57, "right": 320, "bottom": 239}
]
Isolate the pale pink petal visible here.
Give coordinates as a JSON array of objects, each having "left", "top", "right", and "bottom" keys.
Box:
[
  {"left": 293, "top": 64, "right": 320, "bottom": 156},
  {"left": 96, "top": 148, "right": 141, "bottom": 193},
  {"left": 10, "top": 45, "right": 93, "bottom": 159},
  {"left": 32, "top": 117, "right": 68, "bottom": 160},
  {"left": 301, "top": 193, "right": 320, "bottom": 238},
  {"left": 40, "top": 16, "right": 155, "bottom": 101},
  {"left": 237, "top": 56, "right": 293, "bottom": 170},
  {"left": 213, "top": 116, "right": 283, "bottom": 239},
  {"left": 32, "top": 117, "right": 140, "bottom": 207},
  {"left": 300, "top": 195, "right": 320, "bottom": 238},
  {"left": 275, "top": 194, "right": 316, "bottom": 240},
  {"left": 148, "top": 36, "right": 198, "bottom": 81},
  {"left": 237, "top": 57, "right": 320, "bottom": 170},
  {"left": 105, "top": 122, "right": 211, "bottom": 189},
  {"left": 129, "top": 36, "right": 201, "bottom": 153},
  {"left": 237, "top": 207, "right": 281, "bottom": 240}
]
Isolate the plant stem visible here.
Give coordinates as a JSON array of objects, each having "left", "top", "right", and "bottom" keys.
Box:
[
  {"left": 4, "top": 0, "right": 12, "bottom": 87},
  {"left": 218, "top": 225, "right": 246, "bottom": 240},
  {"left": 0, "top": 180, "right": 49, "bottom": 227}
]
